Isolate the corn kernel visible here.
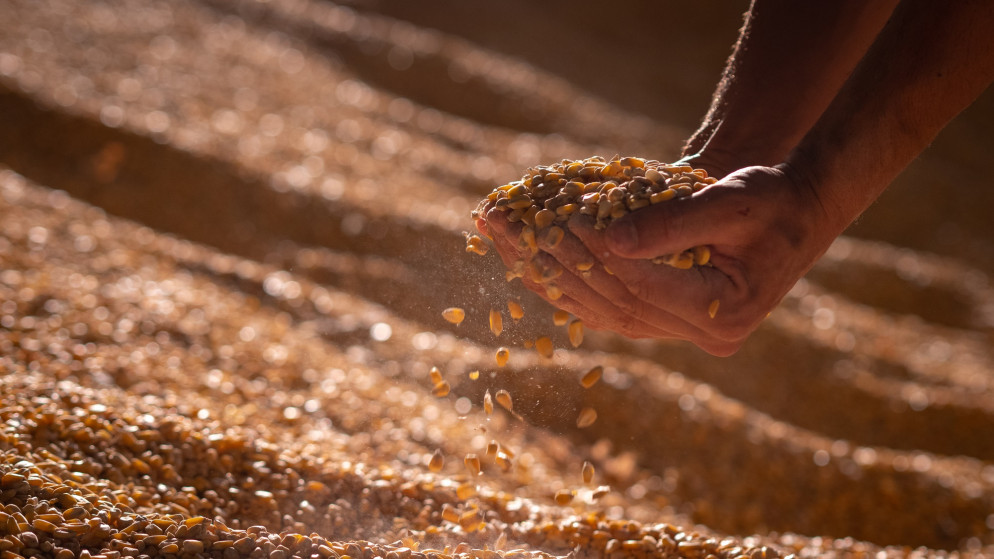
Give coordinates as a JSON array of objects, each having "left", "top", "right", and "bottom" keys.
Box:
[
  {"left": 708, "top": 299, "right": 720, "bottom": 319},
  {"left": 429, "top": 366, "right": 443, "bottom": 385},
  {"left": 554, "top": 489, "right": 574, "bottom": 506},
  {"left": 545, "top": 285, "right": 563, "bottom": 300},
  {"left": 582, "top": 461, "right": 595, "bottom": 484},
  {"left": 464, "top": 454, "right": 481, "bottom": 476},
  {"left": 468, "top": 370, "right": 480, "bottom": 380},
  {"left": 483, "top": 390, "right": 494, "bottom": 415},
  {"left": 428, "top": 449, "right": 444, "bottom": 472},
  {"left": 553, "top": 310, "right": 569, "bottom": 326},
  {"left": 535, "top": 336, "right": 553, "bottom": 358},
  {"left": 442, "top": 307, "right": 465, "bottom": 325},
  {"left": 650, "top": 189, "right": 676, "bottom": 204},
  {"left": 465, "top": 234, "right": 489, "bottom": 256},
  {"left": 432, "top": 381, "right": 451, "bottom": 398},
  {"left": 568, "top": 320, "right": 584, "bottom": 347},
  {"left": 694, "top": 245, "right": 711, "bottom": 266},
  {"left": 507, "top": 300, "right": 524, "bottom": 321},
  {"left": 576, "top": 261, "right": 594, "bottom": 272},
  {"left": 495, "top": 389, "right": 513, "bottom": 412},
  {"left": 534, "top": 209, "right": 556, "bottom": 229},
  {"left": 495, "top": 347, "right": 510, "bottom": 367},
  {"left": 489, "top": 308, "right": 503, "bottom": 337},
  {"left": 580, "top": 366, "right": 602, "bottom": 388},
  {"left": 576, "top": 407, "right": 597, "bottom": 428}
]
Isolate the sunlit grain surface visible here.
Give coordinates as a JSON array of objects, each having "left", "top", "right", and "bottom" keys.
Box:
[{"left": 2, "top": 1, "right": 994, "bottom": 557}]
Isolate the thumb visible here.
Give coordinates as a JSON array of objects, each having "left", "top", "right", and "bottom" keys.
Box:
[{"left": 605, "top": 196, "right": 716, "bottom": 259}]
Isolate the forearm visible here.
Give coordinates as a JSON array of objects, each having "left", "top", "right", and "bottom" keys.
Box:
[
  {"left": 786, "top": 0, "right": 994, "bottom": 234},
  {"left": 684, "top": 0, "right": 898, "bottom": 169}
]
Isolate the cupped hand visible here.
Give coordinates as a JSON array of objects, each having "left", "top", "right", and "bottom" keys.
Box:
[{"left": 478, "top": 165, "right": 837, "bottom": 356}]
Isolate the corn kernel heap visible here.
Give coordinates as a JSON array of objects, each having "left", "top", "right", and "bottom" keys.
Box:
[{"left": 470, "top": 156, "right": 718, "bottom": 300}]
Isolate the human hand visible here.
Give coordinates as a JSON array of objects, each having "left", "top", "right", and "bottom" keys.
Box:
[{"left": 478, "top": 165, "right": 837, "bottom": 356}]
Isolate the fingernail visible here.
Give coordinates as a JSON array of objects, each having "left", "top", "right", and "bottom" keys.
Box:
[{"left": 606, "top": 220, "right": 637, "bottom": 254}]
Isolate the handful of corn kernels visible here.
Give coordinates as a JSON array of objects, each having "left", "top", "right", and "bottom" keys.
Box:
[{"left": 469, "top": 156, "right": 717, "bottom": 301}]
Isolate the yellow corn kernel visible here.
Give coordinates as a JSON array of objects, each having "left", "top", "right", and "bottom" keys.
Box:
[
  {"left": 539, "top": 263, "right": 563, "bottom": 283},
  {"left": 554, "top": 489, "right": 575, "bottom": 506},
  {"left": 489, "top": 308, "right": 503, "bottom": 337},
  {"left": 534, "top": 208, "right": 556, "bottom": 229},
  {"left": 553, "top": 310, "right": 570, "bottom": 326},
  {"left": 486, "top": 440, "right": 499, "bottom": 456},
  {"left": 582, "top": 461, "right": 595, "bottom": 484},
  {"left": 519, "top": 226, "right": 538, "bottom": 254},
  {"left": 619, "top": 156, "right": 645, "bottom": 168},
  {"left": 432, "top": 381, "right": 451, "bottom": 398},
  {"left": 650, "top": 189, "right": 676, "bottom": 204},
  {"left": 442, "top": 307, "right": 465, "bottom": 325},
  {"left": 441, "top": 503, "right": 460, "bottom": 523},
  {"left": 465, "top": 234, "right": 489, "bottom": 256},
  {"left": 507, "top": 194, "right": 532, "bottom": 210},
  {"left": 660, "top": 251, "right": 694, "bottom": 269},
  {"left": 483, "top": 390, "right": 494, "bottom": 415},
  {"left": 575, "top": 261, "right": 594, "bottom": 272},
  {"left": 555, "top": 203, "right": 578, "bottom": 216},
  {"left": 644, "top": 168, "right": 666, "bottom": 184},
  {"left": 576, "top": 407, "right": 597, "bottom": 428},
  {"left": 495, "top": 389, "right": 513, "bottom": 412},
  {"left": 545, "top": 284, "right": 563, "bottom": 300},
  {"left": 544, "top": 226, "right": 565, "bottom": 249},
  {"left": 468, "top": 370, "right": 479, "bottom": 380},
  {"left": 708, "top": 299, "right": 720, "bottom": 319},
  {"left": 495, "top": 452, "right": 512, "bottom": 472},
  {"left": 580, "top": 366, "right": 602, "bottom": 388},
  {"left": 507, "top": 300, "right": 524, "bottom": 321},
  {"left": 535, "top": 336, "right": 554, "bottom": 359},
  {"left": 429, "top": 366, "right": 443, "bottom": 385},
  {"left": 521, "top": 206, "right": 540, "bottom": 227},
  {"left": 693, "top": 245, "right": 711, "bottom": 266},
  {"left": 464, "top": 454, "right": 481, "bottom": 477},
  {"left": 428, "top": 449, "right": 444, "bottom": 472},
  {"left": 674, "top": 184, "right": 695, "bottom": 197},
  {"left": 568, "top": 320, "right": 584, "bottom": 347},
  {"left": 495, "top": 347, "right": 510, "bottom": 367}
]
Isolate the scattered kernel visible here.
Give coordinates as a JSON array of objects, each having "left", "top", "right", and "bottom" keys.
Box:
[
  {"left": 495, "top": 347, "right": 510, "bottom": 367},
  {"left": 568, "top": 320, "right": 584, "bottom": 347},
  {"left": 432, "top": 381, "right": 451, "bottom": 398},
  {"left": 483, "top": 390, "right": 494, "bottom": 415},
  {"left": 553, "top": 309, "right": 570, "bottom": 326},
  {"left": 554, "top": 489, "right": 575, "bottom": 506},
  {"left": 708, "top": 299, "right": 720, "bottom": 319},
  {"left": 580, "top": 366, "right": 602, "bottom": 388},
  {"left": 495, "top": 389, "right": 513, "bottom": 412},
  {"left": 582, "top": 461, "right": 595, "bottom": 484},
  {"left": 490, "top": 308, "right": 504, "bottom": 337},
  {"left": 508, "top": 300, "right": 525, "bottom": 320},
  {"left": 442, "top": 307, "right": 466, "bottom": 325},
  {"left": 576, "top": 407, "right": 597, "bottom": 428},
  {"left": 465, "top": 454, "right": 481, "bottom": 476},
  {"left": 429, "top": 449, "right": 444, "bottom": 472}
]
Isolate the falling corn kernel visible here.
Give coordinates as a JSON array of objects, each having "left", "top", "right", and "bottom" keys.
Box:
[
  {"left": 580, "top": 366, "right": 602, "bottom": 388},
  {"left": 468, "top": 370, "right": 480, "bottom": 380},
  {"left": 495, "top": 452, "right": 512, "bottom": 471},
  {"left": 428, "top": 449, "right": 444, "bottom": 472},
  {"left": 535, "top": 336, "right": 554, "bottom": 359},
  {"left": 429, "top": 366, "right": 443, "bottom": 385},
  {"left": 495, "top": 347, "right": 510, "bottom": 367},
  {"left": 508, "top": 300, "right": 524, "bottom": 321},
  {"left": 489, "top": 308, "right": 503, "bottom": 337},
  {"left": 495, "top": 389, "right": 513, "bottom": 412},
  {"left": 442, "top": 307, "right": 465, "bottom": 325},
  {"left": 432, "top": 381, "right": 451, "bottom": 398},
  {"left": 582, "top": 461, "right": 595, "bottom": 484},
  {"left": 576, "top": 407, "right": 597, "bottom": 428},
  {"left": 553, "top": 310, "right": 569, "bottom": 326},
  {"left": 465, "top": 454, "right": 481, "bottom": 476},
  {"left": 486, "top": 440, "right": 499, "bottom": 456},
  {"left": 465, "top": 234, "right": 489, "bottom": 256},
  {"left": 568, "top": 320, "right": 584, "bottom": 348},
  {"left": 441, "top": 503, "right": 460, "bottom": 523},
  {"left": 483, "top": 390, "right": 494, "bottom": 415},
  {"left": 708, "top": 299, "right": 720, "bottom": 319},
  {"left": 554, "top": 489, "right": 575, "bottom": 506}
]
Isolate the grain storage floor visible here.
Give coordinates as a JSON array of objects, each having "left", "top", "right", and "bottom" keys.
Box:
[{"left": 2, "top": 1, "right": 994, "bottom": 557}]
